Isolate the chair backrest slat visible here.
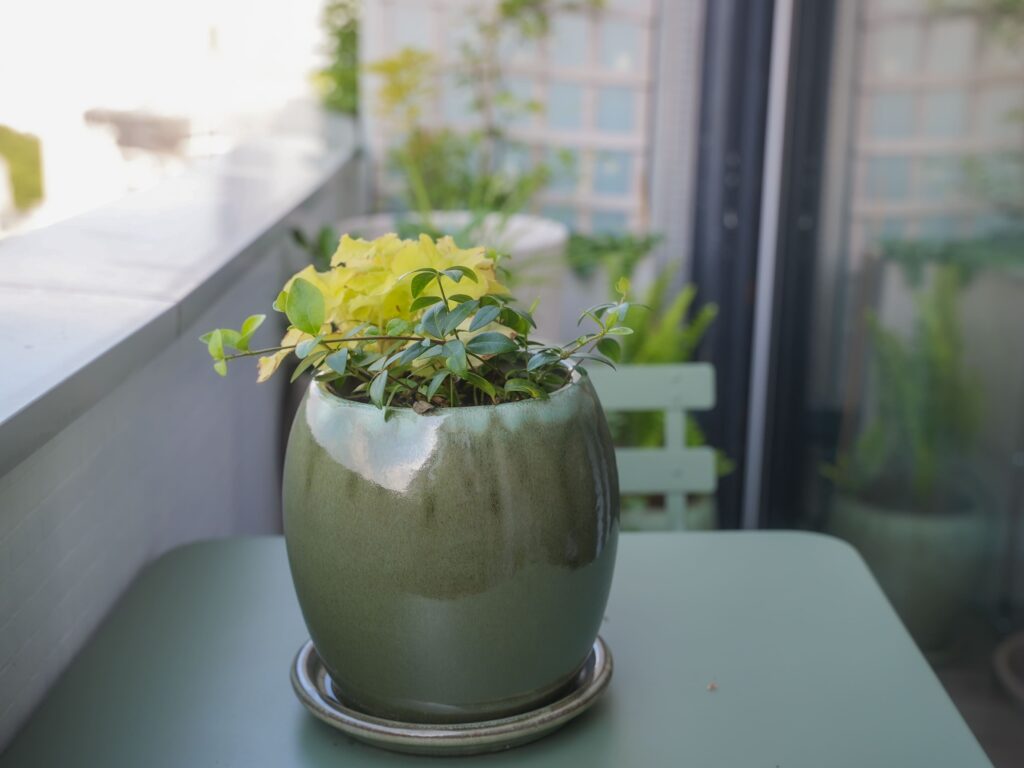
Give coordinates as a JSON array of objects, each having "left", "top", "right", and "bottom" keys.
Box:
[
  {"left": 587, "top": 363, "right": 717, "bottom": 530},
  {"left": 587, "top": 363, "right": 714, "bottom": 411}
]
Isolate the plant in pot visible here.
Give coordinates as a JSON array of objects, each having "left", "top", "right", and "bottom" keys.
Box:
[
  {"left": 822, "top": 262, "right": 990, "bottom": 656},
  {"left": 567, "top": 232, "right": 734, "bottom": 529},
  {"left": 201, "top": 232, "right": 628, "bottom": 754}
]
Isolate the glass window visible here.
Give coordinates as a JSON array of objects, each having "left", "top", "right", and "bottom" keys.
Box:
[
  {"left": 600, "top": 22, "right": 641, "bottom": 73},
  {"left": 917, "top": 214, "right": 961, "bottom": 241},
  {"left": 978, "top": 87, "right": 1024, "bottom": 139},
  {"left": 764, "top": 4, "right": 1024, "bottom": 763},
  {"left": 394, "top": 6, "right": 433, "bottom": 49},
  {"left": 869, "top": 24, "right": 921, "bottom": 77},
  {"left": 547, "top": 83, "right": 584, "bottom": 130},
  {"left": 551, "top": 15, "right": 588, "bottom": 69},
  {"left": 501, "top": 77, "right": 536, "bottom": 129},
  {"left": 921, "top": 90, "right": 966, "bottom": 139},
  {"left": 917, "top": 155, "right": 963, "bottom": 202},
  {"left": 590, "top": 209, "right": 629, "bottom": 233},
  {"left": 546, "top": 147, "right": 579, "bottom": 194},
  {"left": 592, "top": 151, "right": 633, "bottom": 196},
  {"left": 497, "top": 142, "right": 532, "bottom": 176},
  {"left": 541, "top": 204, "right": 577, "bottom": 229},
  {"left": 925, "top": 18, "right": 974, "bottom": 74},
  {"left": 869, "top": 92, "right": 915, "bottom": 138},
  {"left": 864, "top": 156, "right": 912, "bottom": 200},
  {"left": 443, "top": 74, "right": 473, "bottom": 123},
  {"left": 596, "top": 87, "right": 635, "bottom": 133}
]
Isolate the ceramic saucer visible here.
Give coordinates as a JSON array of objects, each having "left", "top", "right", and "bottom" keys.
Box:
[{"left": 290, "top": 636, "right": 612, "bottom": 756}]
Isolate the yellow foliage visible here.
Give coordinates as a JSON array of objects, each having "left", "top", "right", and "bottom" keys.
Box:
[{"left": 266, "top": 233, "right": 509, "bottom": 375}]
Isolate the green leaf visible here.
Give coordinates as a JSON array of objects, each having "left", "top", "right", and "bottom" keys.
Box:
[
  {"left": 527, "top": 351, "right": 560, "bottom": 371},
  {"left": 272, "top": 290, "right": 288, "bottom": 313},
  {"left": 386, "top": 318, "right": 412, "bottom": 336},
  {"left": 286, "top": 278, "right": 325, "bottom": 335},
  {"left": 597, "top": 337, "right": 621, "bottom": 362},
  {"left": 410, "top": 271, "right": 436, "bottom": 298},
  {"left": 499, "top": 307, "right": 536, "bottom": 335},
  {"left": 466, "top": 332, "right": 517, "bottom": 356},
  {"left": 505, "top": 377, "right": 546, "bottom": 398},
  {"left": 369, "top": 371, "right": 388, "bottom": 406},
  {"left": 296, "top": 334, "right": 324, "bottom": 359},
  {"left": 458, "top": 370, "right": 496, "bottom": 399},
  {"left": 207, "top": 329, "right": 225, "bottom": 360},
  {"left": 213, "top": 359, "right": 228, "bottom": 377},
  {"left": 426, "top": 371, "right": 449, "bottom": 400},
  {"left": 290, "top": 351, "right": 324, "bottom": 383},
  {"left": 291, "top": 228, "right": 309, "bottom": 249},
  {"left": 444, "top": 339, "right": 468, "bottom": 374},
  {"left": 396, "top": 343, "right": 428, "bottom": 367},
  {"left": 219, "top": 329, "right": 242, "bottom": 350},
  {"left": 442, "top": 265, "right": 478, "bottom": 283},
  {"left": 448, "top": 294, "right": 474, "bottom": 303},
  {"left": 325, "top": 348, "right": 348, "bottom": 375},
  {"left": 573, "top": 353, "right": 616, "bottom": 369},
  {"left": 316, "top": 227, "right": 338, "bottom": 263},
  {"left": 606, "top": 326, "right": 634, "bottom": 336},
  {"left": 469, "top": 304, "right": 501, "bottom": 331},
  {"left": 420, "top": 302, "right": 449, "bottom": 338},
  {"left": 410, "top": 295, "right": 442, "bottom": 312},
  {"left": 443, "top": 299, "right": 478, "bottom": 334},
  {"left": 417, "top": 345, "right": 446, "bottom": 361},
  {"left": 237, "top": 314, "right": 266, "bottom": 351},
  {"left": 615, "top": 275, "right": 631, "bottom": 297},
  {"left": 341, "top": 322, "right": 369, "bottom": 339}
]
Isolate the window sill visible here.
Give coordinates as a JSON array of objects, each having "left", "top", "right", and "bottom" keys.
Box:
[{"left": 0, "top": 102, "right": 359, "bottom": 476}]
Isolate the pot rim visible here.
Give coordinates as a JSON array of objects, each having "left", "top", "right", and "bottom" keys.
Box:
[{"left": 310, "top": 362, "right": 585, "bottom": 414}]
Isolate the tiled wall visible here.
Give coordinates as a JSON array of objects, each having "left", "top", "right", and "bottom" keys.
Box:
[{"left": 0, "top": 163, "right": 362, "bottom": 749}]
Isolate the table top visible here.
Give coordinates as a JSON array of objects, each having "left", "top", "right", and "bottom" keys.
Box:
[{"left": 0, "top": 533, "right": 991, "bottom": 767}]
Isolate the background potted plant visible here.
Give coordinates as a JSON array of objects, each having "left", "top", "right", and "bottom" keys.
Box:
[
  {"left": 336, "top": 2, "right": 606, "bottom": 339},
  {"left": 202, "top": 232, "right": 628, "bottom": 752},
  {"left": 823, "top": 261, "right": 991, "bottom": 655}
]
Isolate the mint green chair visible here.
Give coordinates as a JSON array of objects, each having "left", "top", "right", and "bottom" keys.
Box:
[{"left": 587, "top": 363, "right": 717, "bottom": 530}]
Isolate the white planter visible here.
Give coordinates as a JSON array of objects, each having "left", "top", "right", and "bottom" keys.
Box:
[
  {"left": 336, "top": 211, "right": 570, "bottom": 340},
  {"left": 827, "top": 494, "right": 989, "bottom": 655}
]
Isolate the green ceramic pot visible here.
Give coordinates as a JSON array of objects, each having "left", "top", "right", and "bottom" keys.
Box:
[{"left": 282, "top": 368, "right": 619, "bottom": 724}]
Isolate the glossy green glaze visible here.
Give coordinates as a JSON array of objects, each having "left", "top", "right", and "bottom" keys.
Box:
[{"left": 282, "top": 369, "right": 619, "bottom": 724}]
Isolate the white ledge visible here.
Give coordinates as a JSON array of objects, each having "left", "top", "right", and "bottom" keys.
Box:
[{"left": 0, "top": 103, "right": 359, "bottom": 476}]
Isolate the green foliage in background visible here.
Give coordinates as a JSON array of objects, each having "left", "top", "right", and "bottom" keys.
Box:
[
  {"left": 368, "top": 1, "right": 603, "bottom": 236},
  {"left": 292, "top": 225, "right": 340, "bottom": 271},
  {"left": 314, "top": 0, "right": 360, "bottom": 115},
  {"left": 0, "top": 125, "right": 44, "bottom": 211},
  {"left": 567, "top": 232, "right": 662, "bottom": 287},
  {"left": 569, "top": 233, "right": 733, "bottom": 476},
  {"left": 823, "top": 264, "right": 982, "bottom": 512},
  {"left": 882, "top": 233, "right": 1024, "bottom": 285}
]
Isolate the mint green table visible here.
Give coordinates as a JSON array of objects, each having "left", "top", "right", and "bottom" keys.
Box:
[{"left": 1, "top": 533, "right": 991, "bottom": 767}]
